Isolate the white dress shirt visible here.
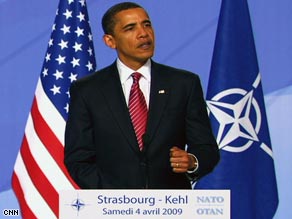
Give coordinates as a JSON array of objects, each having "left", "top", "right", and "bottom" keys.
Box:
[{"left": 116, "top": 58, "right": 151, "bottom": 108}]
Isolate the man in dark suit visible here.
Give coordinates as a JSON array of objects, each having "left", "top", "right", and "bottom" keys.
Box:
[{"left": 64, "top": 2, "right": 219, "bottom": 189}]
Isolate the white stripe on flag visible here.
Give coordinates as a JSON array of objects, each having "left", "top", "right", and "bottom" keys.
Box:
[
  {"left": 35, "top": 79, "right": 66, "bottom": 145},
  {"left": 25, "top": 113, "right": 74, "bottom": 190},
  {"left": 14, "top": 154, "right": 56, "bottom": 219}
]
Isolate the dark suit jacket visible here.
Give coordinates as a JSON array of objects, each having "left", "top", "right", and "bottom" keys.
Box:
[{"left": 64, "top": 60, "right": 219, "bottom": 189}]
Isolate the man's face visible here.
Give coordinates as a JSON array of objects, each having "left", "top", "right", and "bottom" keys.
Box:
[{"left": 104, "top": 8, "right": 155, "bottom": 70}]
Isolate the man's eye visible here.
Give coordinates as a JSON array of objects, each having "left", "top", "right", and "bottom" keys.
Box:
[{"left": 125, "top": 27, "right": 134, "bottom": 31}]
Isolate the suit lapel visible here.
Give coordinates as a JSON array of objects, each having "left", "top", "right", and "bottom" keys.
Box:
[
  {"left": 146, "top": 62, "right": 171, "bottom": 145},
  {"left": 99, "top": 61, "right": 172, "bottom": 152},
  {"left": 99, "top": 63, "right": 139, "bottom": 153}
]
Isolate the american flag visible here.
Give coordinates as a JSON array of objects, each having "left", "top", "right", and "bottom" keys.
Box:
[{"left": 12, "top": 0, "right": 96, "bottom": 218}]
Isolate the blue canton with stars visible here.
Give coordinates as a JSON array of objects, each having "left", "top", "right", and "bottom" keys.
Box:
[{"left": 41, "top": 0, "right": 96, "bottom": 120}]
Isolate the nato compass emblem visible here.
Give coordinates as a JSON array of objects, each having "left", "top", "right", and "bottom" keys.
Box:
[
  {"left": 68, "top": 193, "right": 88, "bottom": 216},
  {"left": 207, "top": 74, "right": 272, "bottom": 157}
]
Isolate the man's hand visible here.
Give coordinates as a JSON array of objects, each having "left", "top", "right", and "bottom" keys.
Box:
[{"left": 169, "top": 146, "right": 197, "bottom": 173}]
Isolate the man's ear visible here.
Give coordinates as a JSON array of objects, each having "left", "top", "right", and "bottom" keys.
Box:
[{"left": 103, "top": 34, "right": 116, "bottom": 49}]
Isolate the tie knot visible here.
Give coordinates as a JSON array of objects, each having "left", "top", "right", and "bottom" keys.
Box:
[{"left": 132, "top": 72, "right": 142, "bottom": 83}]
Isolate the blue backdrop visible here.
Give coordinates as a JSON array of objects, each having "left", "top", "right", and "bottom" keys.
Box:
[{"left": 0, "top": 0, "right": 291, "bottom": 218}]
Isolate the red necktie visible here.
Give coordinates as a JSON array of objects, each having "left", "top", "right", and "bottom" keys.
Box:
[{"left": 129, "top": 72, "right": 148, "bottom": 151}]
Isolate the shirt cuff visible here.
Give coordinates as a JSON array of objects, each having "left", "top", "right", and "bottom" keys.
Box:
[{"left": 187, "top": 153, "right": 199, "bottom": 173}]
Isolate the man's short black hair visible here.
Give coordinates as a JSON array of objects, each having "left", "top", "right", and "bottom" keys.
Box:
[{"left": 102, "top": 2, "right": 143, "bottom": 35}]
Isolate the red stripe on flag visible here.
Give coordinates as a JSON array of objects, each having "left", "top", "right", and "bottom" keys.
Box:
[
  {"left": 12, "top": 171, "right": 37, "bottom": 219},
  {"left": 31, "top": 97, "right": 79, "bottom": 189},
  {"left": 21, "top": 136, "right": 59, "bottom": 217}
]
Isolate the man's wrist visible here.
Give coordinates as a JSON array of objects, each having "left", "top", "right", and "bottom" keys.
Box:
[{"left": 187, "top": 153, "right": 199, "bottom": 173}]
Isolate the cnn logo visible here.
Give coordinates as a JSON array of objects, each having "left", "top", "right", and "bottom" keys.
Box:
[{"left": 2, "top": 209, "right": 19, "bottom": 216}]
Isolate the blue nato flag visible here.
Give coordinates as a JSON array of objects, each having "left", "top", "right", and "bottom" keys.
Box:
[{"left": 195, "top": 0, "right": 279, "bottom": 218}]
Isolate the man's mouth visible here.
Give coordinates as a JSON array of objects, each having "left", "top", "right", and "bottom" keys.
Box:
[{"left": 138, "top": 41, "right": 152, "bottom": 49}]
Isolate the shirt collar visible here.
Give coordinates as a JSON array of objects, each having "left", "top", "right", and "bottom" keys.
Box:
[{"left": 117, "top": 58, "right": 151, "bottom": 83}]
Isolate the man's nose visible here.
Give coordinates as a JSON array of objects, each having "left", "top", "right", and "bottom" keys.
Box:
[{"left": 137, "top": 26, "right": 149, "bottom": 38}]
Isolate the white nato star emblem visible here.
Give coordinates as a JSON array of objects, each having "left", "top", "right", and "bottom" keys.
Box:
[
  {"left": 71, "top": 198, "right": 85, "bottom": 212},
  {"left": 67, "top": 193, "right": 90, "bottom": 216},
  {"left": 207, "top": 88, "right": 261, "bottom": 153}
]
